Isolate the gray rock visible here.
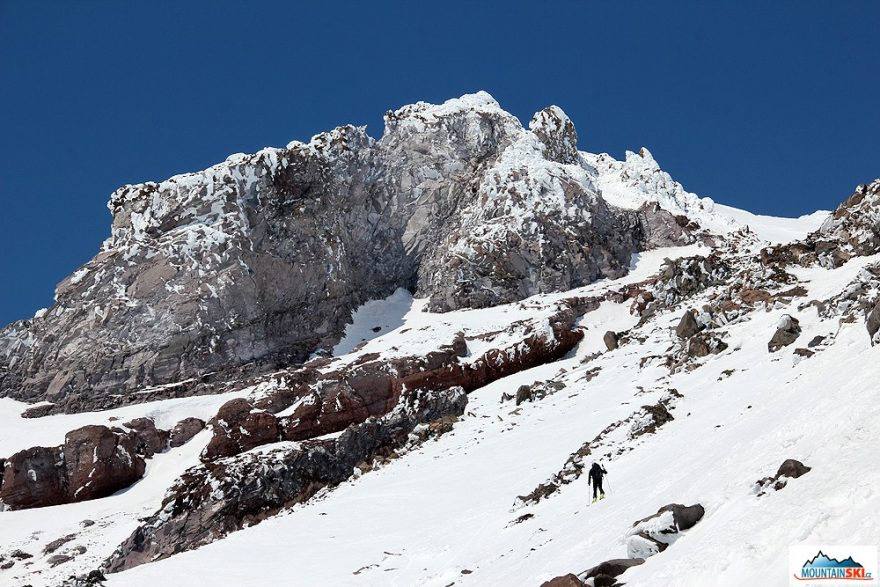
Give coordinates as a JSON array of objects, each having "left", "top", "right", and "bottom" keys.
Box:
[
  {"left": 60, "top": 570, "right": 107, "bottom": 587},
  {"left": 768, "top": 315, "right": 801, "bottom": 352},
  {"left": 540, "top": 574, "right": 583, "bottom": 587},
  {"left": 0, "top": 93, "right": 693, "bottom": 413},
  {"left": 867, "top": 300, "right": 880, "bottom": 343},
  {"left": 123, "top": 418, "right": 169, "bottom": 457},
  {"left": 47, "top": 553, "right": 73, "bottom": 567},
  {"left": 631, "top": 503, "right": 705, "bottom": 536},
  {"left": 814, "top": 179, "right": 880, "bottom": 266},
  {"left": 43, "top": 533, "right": 77, "bottom": 554},
  {"left": 1, "top": 446, "right": 68, "bottom": 509},
  {"left": 529, "top": 106, "right": 580, "bottom": 165},
  {"left": 756, "top": 459, "right": 811, "bottom": 495},
  {"left": 603, "top": 331, "right": 618, "bottom": 351},
  {"left": 583, "top": 558, "right": 645, "bottom": 579},
  {"left": 515, "top": 385, "right": 533, "bottom": 406},
  {"left": 777, "top": 458, "right": 811, "bottom": 479},
  {"left": 807, "top": 335, "right": 826, "bottom": 347},
  {"left": 687, "top": 333, "right": 728, "bottom": 358},
  {"left": 676, "top": 310, "right": 702, "bottom": 339},
  {"left": 169, "top": 417, "right": 206, "bottom": 448}
]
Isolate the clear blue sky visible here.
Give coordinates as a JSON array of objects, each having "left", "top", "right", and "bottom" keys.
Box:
[{"left": 1, "top": 1, "right": 879, "bottom": 326}]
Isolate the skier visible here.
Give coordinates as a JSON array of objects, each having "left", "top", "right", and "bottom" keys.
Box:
[{"left": 587, "top": 461, "right": 608, "bottom": 503}]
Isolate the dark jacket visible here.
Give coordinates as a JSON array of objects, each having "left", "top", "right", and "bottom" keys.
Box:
[{"left": 588, "top": 463, "right": 607, "bottom": 484}]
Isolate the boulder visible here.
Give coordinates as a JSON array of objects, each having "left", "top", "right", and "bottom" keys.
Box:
[
  {"left": 516, "top": 385, "right": 533, "bottom": 406},
  {"left": 450, "top": 332, "right": 469, "bottom": 357},
  {"left": 169, "top": 417, "right": 206, "bottom": 447},
  {"left": 583, "top": 558, "right": 645, "bottom": 579},
  {"left": 603, "top": 331, "right": 618, "bottom": 351},
  {"left": 777, "top": 458, "right": 811, "bottom": 479},
  {"left": 867, "top": 300, "right": 880, "bottom": 343},
  {"left": 626, "top": 532, "right": 668, "bottom": 559},
  {"left": 807, "top": 335, "right": 826, "bottom": 347},
  {"left": 44, "top": 533, "right": 77, "bottom": 554},
  {"left": 629, "top": 503, "right": 704, "bottom": 549},
  {"left": 687, "top": 333, "right": 728, "bottom": 358},
  {"left": 540, "top": 574, "right": 583, "bottom": 587},
  {"left": 47, "top": 553, "right": 73, "bottom": 567},
  {"left": 629, "top": 402, "right": 674, "bottom": 438},
  {"left": 63, "top": 425, "right": 146, "bottom": 502},
  {"left": 123, "top": 418, "right": 170, "bottom": 457},
  {"left": 60, "top": 569, "right": 107, "bottom": 587},
  {"left": 768, "top": 315, "right": 801, "bottom": 352},
  {"left": 0, "top": 446, "right": 67, "bottom": 509},
  {"left": 593, "top": 576, "right": 619, "bottom": 587},
  {"left": 687, "top": 335, "right": 710, "bottom": 357},
  {"left": 202, "top": 399, "right": 280, "bottom": 460},
  {"left": 756, "top": 458, "right": 811, "bottom": 495},
  {"left": 675, "top": 310, "right": 701, "bottom": 339}
]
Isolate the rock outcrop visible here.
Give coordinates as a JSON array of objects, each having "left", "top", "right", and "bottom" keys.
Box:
[
  {"left": 63, "top": 426, "right": 146, "bottom": 503},
  {"left": 105, "top": 386, "right": 467, "bottom": 572},
  {"left": 202, "top": 399, "right": 281, "bottom": 460},
  {"left": 123, "top": 418, "right": 169, "bottom": 457},
  {"left": 0, "top": 446, "right": 67, "bottom": 509},
  {"left": 169, "top": 417, "right": 205, "bottom": 447},
  {"left": 768, "top": 315, "right": 801, "bottom": 352},
  {"left": 675, "top": 310, "right": 702, "bottom": 339},
  {"left": 203, "top": 307, "right": 585, "bottom": 460},
  {"left": 757, "top": 178, "right": 880, "bottom": 270},
  {"left": 583, "top": 558, "right": 645, "bottom": 582},
  {"left": 813, "top": 179, "right": 880, "bottom": 266},
  {"left": 867, "top": 300, "right": 880, "bottom": 344},
  {"left": 0, "top": 425, "right": 148, "bottom": 510},
  {"left": 0, "top": 92, "right": 695, "bottom": 413},
  {"left": 625, "top": 503, "right": 704, "bottom": 559}
]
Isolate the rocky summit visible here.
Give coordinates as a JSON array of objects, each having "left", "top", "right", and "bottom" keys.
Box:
[{"left": 0, "top": 92, "right": 696, "bottom": 413}]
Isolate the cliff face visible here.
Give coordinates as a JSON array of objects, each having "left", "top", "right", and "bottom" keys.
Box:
[{"left": 0, "top": 92, "right": 694, "bottom": 412}]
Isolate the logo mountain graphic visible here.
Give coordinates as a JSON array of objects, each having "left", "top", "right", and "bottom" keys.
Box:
[{"left": 803, "top": 551, "right": 864, "bottom": 569}]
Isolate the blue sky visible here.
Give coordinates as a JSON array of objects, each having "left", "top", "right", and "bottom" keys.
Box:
[{"left": 1, "top": 1, "right": 879, "bottom": 326}]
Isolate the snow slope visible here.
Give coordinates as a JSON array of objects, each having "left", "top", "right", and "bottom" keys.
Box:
[
  {"left": 585, "top": 148, "right": 829, "bottom": 242},
  {"left": 0, "top": 152, "right": 856, "bottom": 587},
  {"left": 90, "top": 247, "right": 880, "bottom": 587},
  {"left": 714, "top": 204, "right": 829, "bottom": 244}
]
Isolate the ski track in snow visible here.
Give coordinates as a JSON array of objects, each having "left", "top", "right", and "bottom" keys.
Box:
[{"left": 3, "top": 212, "right": 876, "bottom": 587}]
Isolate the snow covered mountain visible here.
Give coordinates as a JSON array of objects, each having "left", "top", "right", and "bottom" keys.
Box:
[{"left": 2, "top": 93, "right": 878, "bottom": 587}]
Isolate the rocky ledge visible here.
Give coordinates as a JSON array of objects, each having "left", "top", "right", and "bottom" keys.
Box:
[{"left": 105, "top": 386, "right": 467, "bottom": 571}]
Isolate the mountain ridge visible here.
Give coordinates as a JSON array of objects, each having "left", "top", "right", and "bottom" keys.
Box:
[{"left": 0, "top": 92, "right": 713, "bottom": 413}]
